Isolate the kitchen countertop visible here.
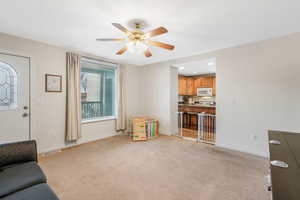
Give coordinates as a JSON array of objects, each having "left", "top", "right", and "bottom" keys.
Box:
[{"left": 179, "top": 104, "right": 216, "bottom": 108}]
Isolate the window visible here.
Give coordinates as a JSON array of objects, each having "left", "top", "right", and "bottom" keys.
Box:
[
  {"left": 0, "top": 61, "right": 17, "bottom": 110},
  {"left": 80, "top": 58, "right": 116, "bottom": 122}
]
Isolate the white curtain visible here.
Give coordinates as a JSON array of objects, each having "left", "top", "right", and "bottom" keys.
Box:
[
  {"left": 115, "top": 65, "right": 126, "bottom": 132},
  {"left": 66, "top": 52, "right": 82, "bottom": 141}
]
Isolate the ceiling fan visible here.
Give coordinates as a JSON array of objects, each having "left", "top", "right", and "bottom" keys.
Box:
[{"left": 96, "top": 23, "right": 175, "bottom": 57}]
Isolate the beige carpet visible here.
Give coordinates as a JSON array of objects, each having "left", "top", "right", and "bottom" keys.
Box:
[{"left": 39, "top": 135, "right": 270, "bottom": 200}]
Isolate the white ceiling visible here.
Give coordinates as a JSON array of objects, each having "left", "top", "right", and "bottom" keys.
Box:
[
  {"left": 1, "top": 0, "right": 300, "bottom": 66},
  {"left": 174, "top": 58, "right": 216, "bottom": 76}
]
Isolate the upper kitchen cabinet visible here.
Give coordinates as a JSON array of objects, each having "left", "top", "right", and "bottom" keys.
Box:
[
  {"left": 193, "top": 76, "right": 216, "bottom": 96},
  {"left": 179, "top": 75, "right": 216, "bottom": 96},
  {"left": 212, "top": 76, "right": 216, "bottom": 96},
  {"left": 178, "top": 76, "right": 187, "bottom": 95},
  {"left": 186, "top": 77, "right": 194, "bottom": 95},
  {"left": 194, "top": 76, "right": 213, "bottom": 88},
  {"left": 179, "top": 76, "right": 194, "bottom": 95}
]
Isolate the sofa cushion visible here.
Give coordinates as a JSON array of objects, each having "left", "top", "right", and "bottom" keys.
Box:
[
  {"left": 1, "top": 183, "right": 59, "bottom": 200},
  {"left": 0, "top": 162, "right": 46, "bottom": 197},
  {"left": 0, "top": 141, "right": 37, "bottom": 168}
]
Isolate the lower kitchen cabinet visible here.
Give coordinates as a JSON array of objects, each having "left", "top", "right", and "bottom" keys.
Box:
[
  {"left": 179, "top": 105, "right": 216, "bottom": 115},
  {"left": 179, "top": 105, "right": 216, "bottom": 129}
]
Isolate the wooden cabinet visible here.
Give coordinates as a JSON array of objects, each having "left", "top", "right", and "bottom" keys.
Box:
[
  {"left": 201, "top": 77, "right": 209, "bottom": 88},
  {"left": 186, "top": 77, "right": 194, "bottom": 95},
  {"left": 179, "top": 76, "right": 194, "bottom": 95},
  {"left": 178, "top": 76, "right": 187, "bottom": 95},
  {"left": 194, "top": 77, "right": 212, "bottom": 88},
  {"left": 193, "top": 76, "right": 215, "bottom": 96},
  {"left": 179, "top": 105, "right": 216, "bottom": 115},
  {"left": 179, "top": 105, "right": 216, "bottom": 129},
  {"left": 193, "top": 78, "right": 201, "bottom": 94},
  {"left": 212, "top": 76, "right": 216, "bottom": 96},
  {"left": 179, "top": 75, "right": 216, "bottom": 96}
]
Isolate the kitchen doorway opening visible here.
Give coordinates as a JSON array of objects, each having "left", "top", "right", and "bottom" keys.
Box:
[{"left": 174, "top": 58, "right": 216, "bottom": 144}]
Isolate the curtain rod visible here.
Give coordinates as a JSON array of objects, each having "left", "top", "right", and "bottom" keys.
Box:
[{"left": 81, "top": 55, "right": 119, "bottom": 66}]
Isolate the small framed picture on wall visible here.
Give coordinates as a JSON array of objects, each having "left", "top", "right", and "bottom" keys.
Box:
[{"left": 45, "top": 74, "right": 62, "bottom": 92}]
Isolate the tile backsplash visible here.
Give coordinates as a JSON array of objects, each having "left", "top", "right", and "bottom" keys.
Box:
[{"left": 178, "top": 95, "right": 216, "bottom": 104}]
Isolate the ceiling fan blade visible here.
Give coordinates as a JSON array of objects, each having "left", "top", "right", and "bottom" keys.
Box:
[
  {"left": 116, "top": 47, "right": 127, "bottom": 55},
  {"left": 144, "top": 49, "right": 152, "bottom": 57},
  {"left": 144, "top": 27, "right": 168, "bottom": 38},
  {"left": 112, "top": 23, "right": 131, "bottom": 35},
  {"left": 96, "top": 38, "right": 125, "bottom": 41},
  {"left": 148, "top": 40, "right": 175, "bottom": 50}
]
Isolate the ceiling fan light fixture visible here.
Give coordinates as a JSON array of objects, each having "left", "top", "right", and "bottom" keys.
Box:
[
  {"left": 96, "top": 22, "right": 174, "bottom": 57},
  {"left": 126, "top": 40, "right": 148, "bottom": 54}
]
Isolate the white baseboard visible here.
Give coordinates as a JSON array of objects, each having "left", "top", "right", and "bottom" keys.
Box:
[{"left": 39, "top": 132, "right": 122, "bottom": 156}]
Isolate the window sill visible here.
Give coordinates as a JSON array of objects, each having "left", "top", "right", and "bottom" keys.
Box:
[{"left": 81, "top": 116, "right": 116, "bottom": 124}]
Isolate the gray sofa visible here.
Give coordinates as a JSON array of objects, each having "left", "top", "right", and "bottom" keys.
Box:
[{"left": 0, "top": 140, "right": 59, "bottom": 200}]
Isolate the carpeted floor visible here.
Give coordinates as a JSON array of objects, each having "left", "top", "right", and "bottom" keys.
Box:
[{"left": 39, "top": 135, "right": 270, "bottom": 200}]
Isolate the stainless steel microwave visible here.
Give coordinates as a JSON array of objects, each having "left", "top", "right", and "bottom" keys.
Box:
[{"left": 197, "top": 88, "right": 213, "bottom": 96}]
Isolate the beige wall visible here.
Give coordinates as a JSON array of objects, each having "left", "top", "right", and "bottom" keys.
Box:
[
  {"left": 0, "top": 33, "right": 136, "bottom": 153},
  {"left": 140, "top": 33, "right": 300, "bottom": 157},
  {"left": 136, "top": 64, "right": 178, "bottom": 135},
  {"left": 123, "top": 65, "right": 142, "bottom": 119},
  {"left": 138, "top": 63, "right": 173, "bottom": 134},
  {"left": 2, "top": 31, "right": 300, "bottom": 157}
]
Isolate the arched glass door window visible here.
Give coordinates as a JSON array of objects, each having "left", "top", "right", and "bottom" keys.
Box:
[{"left": 0, "top": 61, "right": 17, "bottom": 110}]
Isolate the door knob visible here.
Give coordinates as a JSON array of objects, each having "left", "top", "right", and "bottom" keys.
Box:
[
  {"left": 22, "top": 113, "right": 29, "bottom": 117},
  {"left": 23, "top": 106, "right": 28, "bottom": 110}
]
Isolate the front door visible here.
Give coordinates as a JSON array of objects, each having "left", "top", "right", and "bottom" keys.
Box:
[{"left": 0, "top": 53, "right": 30, "bottom": 144}]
